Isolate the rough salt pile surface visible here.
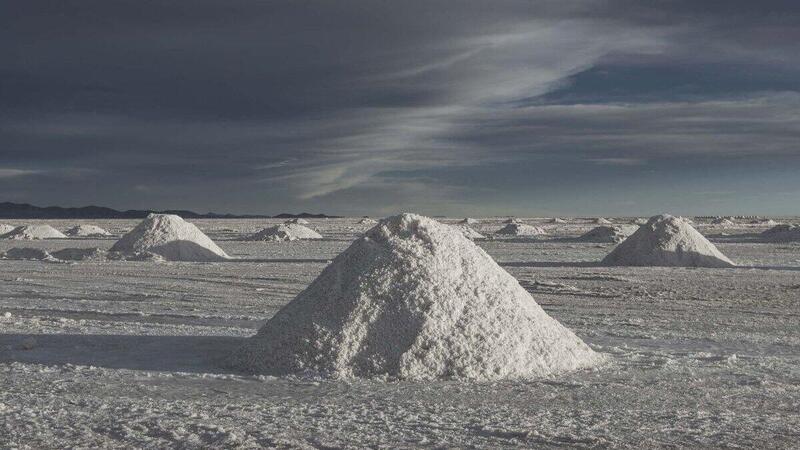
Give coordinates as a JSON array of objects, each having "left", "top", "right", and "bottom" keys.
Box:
[
  {"left": 452, "top": 224, "right": 485, "bottom": 240},
  {"left": 760, "top": 224, "right": 800, "bottom": 242},
  {"left": 496, "top": 223, "right": 547, "bottom": 236},
  {"left": 602, "top": 214, "right": 734, "bottom": 268},
  {"left": 110, "top": 214, "right": 229, "bottom": 261},
  {"left": 2, "top": 225, "right": 67, "bottom": 240},
  {"left": 246, "top": 224, "right": 323, "bottom": 241},
  {"left": 64, "top": 224, "right": 112, "bottom": 237},
  {"left": 578, "top": 225, "right": 637, "bottom": 243},
  {"left": 229, "top": 213, "right": 602, "bottom": 381}
]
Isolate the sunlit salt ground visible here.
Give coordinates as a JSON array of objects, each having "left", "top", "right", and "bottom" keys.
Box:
[{"left": 1, "top": 217, "right": 799, "bottom": 448}]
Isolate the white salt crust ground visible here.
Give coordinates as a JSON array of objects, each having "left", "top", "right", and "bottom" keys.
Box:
[
  {"left": 1, "top": 216, "right": 799, "bottom": 448},
  {"left": 245, "top": 224, "right": 323, "bottom": 241},
  {"left": 230, "top": 214, "right": 601, "bottom": 380},
  {"left": 2, "top": 224, "right": 67, "bottom": 240},
  {"left": 110, "top": 214, "right": 229, "bottom": 262},
  {"left": 602, "top": 214, "right": 735, "bottom": 268}
]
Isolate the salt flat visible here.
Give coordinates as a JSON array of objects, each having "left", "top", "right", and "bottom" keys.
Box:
[{"left": 2, "top": 218, "right": 799, "bottom": 448}]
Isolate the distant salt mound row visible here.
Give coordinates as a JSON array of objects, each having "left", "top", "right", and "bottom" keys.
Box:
[
  {"left": 1, "top": 247, "right": 55, "bottom": 261},
  {"left": 459, "top": 218, "right": 478, "bottom": 225},
  {"left": 593, "top": 217, "right": 612, "bottom": 225},
  {"left": 285, "top": 218, "right": 310, "bottom": 225},
  {"left": 64, "top": 224, "right": 112, "bottom": 237},
  {"left": 578, "top": 225, "right": 637, "bottom": 243},
  {"left": 760, "top": 224, "right": 800, "bottom": 242},
  {"left": 452, "top": 224, "right": 485, "bottom": 240},
  {"left": 110, "top": 214, "right": 229, "bottom": 261},
  {"left": 2, "top": 225, "right": 67, "bottom": 240},
  {"left": 496, "top": 223, "right": 547, "bottom": 236},
  {"left": 246, "top": 223, "right": 322, "bottom": 241},
  {"left": 229, "top": 213, "right": 602, "bottom": 380},
  {"left": 602, "top": 214, "right": 734, "bottom": 268},
  {"left": 358, "top": 218, "right": 377, "bottom": 225},
  {"left": 0, "top": 224, "right": 15, "bottom": 235}
]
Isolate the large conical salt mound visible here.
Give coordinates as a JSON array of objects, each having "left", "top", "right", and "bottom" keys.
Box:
[
  {"left": 64, "top": 224, "right": 112, "bottom": 237},
  {"left": 228, "top": 213, "right": 602, "bottom": 380},
  {"left": 246, "top": 224, "right": 322, "bottom": 241},
  {"left": 2, "top": 225, "right": 67, "bottom": 240},
  {"left": 601, "top": 214, "right": 734, "bottom": 268},
  {"left": 110, "top": 214, "right": 228, "bottom": 261},
  {"left": 496, "top": 223, "right": 547, "bottom": 236}
]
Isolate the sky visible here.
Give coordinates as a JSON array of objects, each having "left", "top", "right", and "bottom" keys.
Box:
[{"left": 1, "top": 0, "right": 799, "bottom": 217}]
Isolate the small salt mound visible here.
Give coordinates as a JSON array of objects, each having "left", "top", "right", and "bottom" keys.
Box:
[
  {"left": 64, "top": 224, "right": 111, "bottom": 237},
  {"left": 459, "top": 218, "right": 478, "bottom": 225},
  {"left": 1, "top": 247, "right": 54, "bottom": 261},
  {"left": 594, "top": 217, "right": 612, "bottom": 225},
  {"left": 358, "top": 218, "right": 378, "bottom": 225},
  {"left": 2, "top": 225, "right": 67, "bottom": 240},
  {"left": 0, "top": 224, "right": 15, "bottom": 235},
  {"left": 229, "top": 213, "right": 602, "bottom": 380},
  {"left": 761, "top": 224, "right": 800, "bottom": 242},
  {"left": 710, "top": 216, "right": 735, "bottom": 225},
  {"left": 51, "top": 247, "right": 107, "bottom": 261},
  {"left": 601, "top": 214, "right": 734, "bottom": 268},
  {"left": 550, "top": 218, "right": 567, "bottom": 224},
  {"left": 578, "top": 225, "right": 637, "bottom": 243},
  {"left": 286, "top": 218, "right": 310, "bottom": 225},
  {"left": 761, "top": 219, "right": 779, "bottom": 227},
  {"left": 634, "top": 218, "right": 648, "bottom": 225},
  {"left": 496, "top": 223, "right": 547, "bottom": 236},
  {"left": 110, "top": 214, "right": 229, "bottom": 261},
  {"left": 246, "top": 224, "right": 322, "bottom": 241},
  {"left": 502, "top": 218, "right": 520, "bottom": 224},
  {"left": 452, "top": 224, "right": 485, "bottom": 240}
]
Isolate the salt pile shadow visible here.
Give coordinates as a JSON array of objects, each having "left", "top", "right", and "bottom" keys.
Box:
[{"left": 1, "top": 334, "right": 245, "bottom": 373}]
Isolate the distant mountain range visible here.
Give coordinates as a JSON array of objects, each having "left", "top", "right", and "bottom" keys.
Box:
[{"left": 0, "top": 202, "right": 339, "bottom": 219}]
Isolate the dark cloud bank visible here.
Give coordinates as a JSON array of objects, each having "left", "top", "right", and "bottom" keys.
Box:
[{"left": 2, "top": 1, "right": 799, "bottom": 216}]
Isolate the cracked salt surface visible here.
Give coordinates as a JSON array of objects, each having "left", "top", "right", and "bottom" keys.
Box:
[{"left": 1, "top": 217, "right": 800, "bottom": 448}]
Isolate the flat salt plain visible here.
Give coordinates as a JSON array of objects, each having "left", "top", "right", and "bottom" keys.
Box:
[{"left": 1, "top": 218, "right": 799, "bottom": 448}]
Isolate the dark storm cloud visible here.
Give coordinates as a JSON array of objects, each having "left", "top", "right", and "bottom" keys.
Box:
[{"left": 1, "top": 1, "right": 799, "bottom": 214}]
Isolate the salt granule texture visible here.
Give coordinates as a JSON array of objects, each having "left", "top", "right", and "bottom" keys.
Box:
[
  {"left": 602, "top": 214, "right": 734, "bottom": 268},
  {"left": 110, "top": 214, "right": 229, "bottom": 261},
  {"left": 229, "top": 213, "right": 602, "bottom": 381},
  {"left": 246, "top": 224, "right": 323, "bottom": 241},
  {"left": 2, "top": 225, "right": 67, "bottom": 240}
]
